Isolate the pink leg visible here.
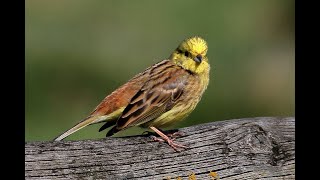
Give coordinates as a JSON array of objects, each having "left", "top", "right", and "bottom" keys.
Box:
[
  {"left": 150, "top": 126, "right": 187, "bottom": 151},
  {"left": 167, "top": 131, "right": 185, "bottom": 140}
]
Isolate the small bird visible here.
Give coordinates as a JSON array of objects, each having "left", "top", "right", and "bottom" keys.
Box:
[{"left": 54, "top": 36, "right": 210, "bottom": 150}]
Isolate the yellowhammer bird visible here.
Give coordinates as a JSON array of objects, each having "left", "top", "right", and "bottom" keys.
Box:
[{"left": 54, "top": 36, "right": 210, "bottom": 151}]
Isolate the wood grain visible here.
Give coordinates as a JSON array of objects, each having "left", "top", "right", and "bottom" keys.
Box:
[{"left": 25, "top": 117, "right": 295, "bottom": 180}]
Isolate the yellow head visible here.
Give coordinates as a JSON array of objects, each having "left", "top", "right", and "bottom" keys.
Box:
[{"left": 169, "top": 36, "right": 209, "bottom": 74}]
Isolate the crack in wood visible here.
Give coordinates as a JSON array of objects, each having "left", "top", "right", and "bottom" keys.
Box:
[{"left": 25, "top": 117, "right": 295, "bottom": 179}]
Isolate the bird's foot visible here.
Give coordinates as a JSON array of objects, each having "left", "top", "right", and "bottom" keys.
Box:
[
  {"left": 167, "top": 131, "right": 185, "bottom": 140},
  {"left": 166, "top": 138, "right": 187, "bottom": 151},
  {"left": 151, "top": 135, "right": 187, "bottom": 151},
  {"left": 151, "top": 135, "right": 165, "bottom": 142},
  {"left": 150, "top": 127, "right": 187, "bottom": 151}
]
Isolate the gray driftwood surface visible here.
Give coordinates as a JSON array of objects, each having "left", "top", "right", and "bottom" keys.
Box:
[{"left": 25, "top": 117, "right": 295, "bottom": 180}]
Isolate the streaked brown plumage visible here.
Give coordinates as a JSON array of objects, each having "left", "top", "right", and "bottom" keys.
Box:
[{"left": 54, "top": 36, "right": 210, "bottom": 151}]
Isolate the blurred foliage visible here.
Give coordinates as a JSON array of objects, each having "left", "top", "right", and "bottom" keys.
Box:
[{"left": 26, "top": 0, "right": 294, "bottom": 141}]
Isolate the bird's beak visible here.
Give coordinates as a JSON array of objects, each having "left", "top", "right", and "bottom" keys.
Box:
[{"left": 194, "top": 55, "right": 202, "bottom": 63}]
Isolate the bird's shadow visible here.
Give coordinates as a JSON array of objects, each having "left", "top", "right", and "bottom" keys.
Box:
[{"left": 112, "top": 129, "right": 181, "bottom": 138}]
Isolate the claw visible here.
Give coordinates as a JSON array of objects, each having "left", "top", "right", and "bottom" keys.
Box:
[
  {"left": 167, "top": 138, "right": 187, "bottom": 151},
  {"left": 150, "top": 126, "right": 187, "bottom": 151},
  {"left": 151, "top": 135, "right": 165, "bottom": 142},
  {"left": 167, "top": 131, "right": 185, "bottom": 139}
]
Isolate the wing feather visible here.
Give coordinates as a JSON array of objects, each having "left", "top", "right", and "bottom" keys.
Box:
[{"left": 115, "top": 66, "right": 188, "bottom": 130}]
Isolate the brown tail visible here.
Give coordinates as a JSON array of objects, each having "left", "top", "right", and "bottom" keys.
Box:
[{"left": 54, "top": 116, "right": 97, "bottom": 141}]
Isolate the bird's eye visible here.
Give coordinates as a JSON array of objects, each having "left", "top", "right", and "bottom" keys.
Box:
[
  {"left": 184, "top": 51, "right": 190, "bottom": 57},
  {"left": 177, "top": 48, "right": 183, "bottom": 54}
]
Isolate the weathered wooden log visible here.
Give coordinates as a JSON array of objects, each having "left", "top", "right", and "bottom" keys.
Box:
[{"left": 25, "top": 117, "right": 295, "bottom": 180}]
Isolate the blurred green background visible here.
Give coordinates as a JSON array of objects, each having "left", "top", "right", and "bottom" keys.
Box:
[{"left": 26, "top": 0, "right": 294, "bottom": 141}]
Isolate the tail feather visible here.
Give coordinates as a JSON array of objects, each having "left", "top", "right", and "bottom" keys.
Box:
[
  {"left": 98, "top": 120, "right": 117, "bottom": 132},
  {"left": 106, "top": 126, "right": 120, "bottom": 137},
  {"left": 54, "top": 107, "right": 125, "bottom": 141},
  {"left": 54, "top": 116, "right": 97, "bottom": 141}
]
